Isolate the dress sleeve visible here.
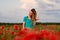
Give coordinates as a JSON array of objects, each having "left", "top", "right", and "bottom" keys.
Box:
[{"left": 23, "top": 16, "right": 26, "bottom": 22}]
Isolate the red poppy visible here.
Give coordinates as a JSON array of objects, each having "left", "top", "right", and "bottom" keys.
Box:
[
  {"left": 47, "top": 31, "right": 59, "bottom": 40},
  {"left": 41, "top": 30, "right": 49, "bottom": 37},
  {"left": 1, "top": 37, "right": 6, "bottom": 40},
  {"left": 17, "top": 28, "right": 27, "bottom": 36},
  {"left": 24, "top": 33, "right": 37, "bottom": 40},
  {"left": 13, "top": 36, "right": 23, "bottom": 40},
  {"left": 0, "top": 26, "right": 5, "bottom": 30},
  {"left": 13, "top": 25, "right": 19, "bottom": 30},
  {"left": 24, "top": 30, "right": 40, "bottom": 40},
  {"left": 0, "top": 31, "right": 3, "bottom": 35},
  {"left": 58, "top": 32, "right": 60, "bottom": 35},
  {"left": 9, "top": 30, "right": 16, "bottom": 36}
]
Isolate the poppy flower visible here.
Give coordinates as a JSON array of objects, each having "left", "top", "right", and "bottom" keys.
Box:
[
  {"left": 17, "top": 28, "right": 27, "bottom": 36},
  {"left": 24, "top": 30, "right": 40, "bottom": 40},
  {"left": 48, "top": 31, "right": 59, "bottom": 40},
  {"left": 40, "top": 30, "right": 49, "bottom": 37},
  {"left": 24, "top": 33, "right": 37, "bottom": 40},
  {"left": 1, "top": 37, "right": 6, "bottom": 40},
  {"left": 0, "top": 26, "right": 5, "bottom": 30},
  {"left": 58, "top": 32, "right": 60, "bottom": 35},
  {"left": 0, "top": 32, "right": 3, "bottom": 35},
  {"left": 9, "top": 30, "right": 16, "bottom": 36},
  {"left": 13, "top": 25, "right": 19, "bottom": 30},
  {"left": 13, "top": 36, "right": 23, "bottom": 40}
]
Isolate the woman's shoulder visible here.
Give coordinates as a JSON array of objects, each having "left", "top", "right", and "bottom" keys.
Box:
[{"left": 24, "top": 16, "right": 28, "bottom": 18}]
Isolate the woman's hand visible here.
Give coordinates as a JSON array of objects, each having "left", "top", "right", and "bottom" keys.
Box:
[
  {"left": 23, "top": 22, "right": 25, "bottom": 29},
  {"left": 36, "top": 16, "right": 39, "bottom": 20}
]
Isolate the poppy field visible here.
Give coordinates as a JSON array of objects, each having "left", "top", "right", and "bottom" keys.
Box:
[{"left": 0, "top": 23, "right": 60, "bottom": 40}]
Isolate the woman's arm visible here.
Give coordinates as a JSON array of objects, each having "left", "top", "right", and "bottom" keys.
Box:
[
  {"left": 33, "top": 21, "right": 36, "bottom": 26},
  {"left": 33, "top": 16, "right": 39, "bottom": 25},
  {"left": 36, "top": 16, "right": 39, "bottom": 20},
  {"left": 23, "top": 22, "right": 25, "bottom": 29}
]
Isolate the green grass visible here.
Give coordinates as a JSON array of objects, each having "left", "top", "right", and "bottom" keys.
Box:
[
  {"left": 1, "top": 24, "right": 60, "bottom": 32},
  {"left": 34, "top": 24, "right": 60, "bottom": 32}
]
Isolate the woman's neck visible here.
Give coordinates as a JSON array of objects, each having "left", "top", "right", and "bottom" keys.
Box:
[{"left": 28, "top": 15, "right": 31, "bottom": 19}]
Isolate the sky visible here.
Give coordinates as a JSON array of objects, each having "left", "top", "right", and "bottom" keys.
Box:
[{"left": 0, "top": 0, "right": 60, "bottom": 23}]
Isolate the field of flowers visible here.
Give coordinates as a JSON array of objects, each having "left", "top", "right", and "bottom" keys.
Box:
[{"left": 0, "top": 24, "right": 60, "bottom": 40}]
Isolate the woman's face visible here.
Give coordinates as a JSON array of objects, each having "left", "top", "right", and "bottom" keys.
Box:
[{"left": 29, "top": 11, "right": 33, "bottom": 16}]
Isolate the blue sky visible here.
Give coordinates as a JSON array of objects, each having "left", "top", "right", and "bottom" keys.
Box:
[{"left": 0, "top": 0, "right": 60, "bottom": 23}]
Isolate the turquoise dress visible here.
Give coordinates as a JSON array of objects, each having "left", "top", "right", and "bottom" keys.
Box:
[{"left": 23, "top": 16, "right": 33, "bottom": 28}]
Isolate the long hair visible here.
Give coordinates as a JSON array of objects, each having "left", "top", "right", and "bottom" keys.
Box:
[{"left": 30, "top": 8, "right": 37, "bottom": 25}]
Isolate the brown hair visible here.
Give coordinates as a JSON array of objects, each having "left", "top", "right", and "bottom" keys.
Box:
[{"left": 30, "top": 8, "right": 37, "bottom": 25}]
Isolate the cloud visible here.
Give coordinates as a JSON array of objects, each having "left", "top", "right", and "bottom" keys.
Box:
[
  {"left": 20, "top": 0, "right": 38, "bottom": 9},
  {"left": 20, "top": 4, "right": 27, "bottom": 9},
  {"left": 37, "top": 0, "right": 60, "bottom": 11},
  {"left": 39, "top": 12, "right": 60, "bottom": 22},
  {"left": 42, "top": 0, "right": 56, "bottom": 4}
]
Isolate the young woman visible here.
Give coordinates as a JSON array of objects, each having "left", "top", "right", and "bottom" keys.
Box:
[{"left": 23, "top": 8, "right": 38, "bottom": 29}]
